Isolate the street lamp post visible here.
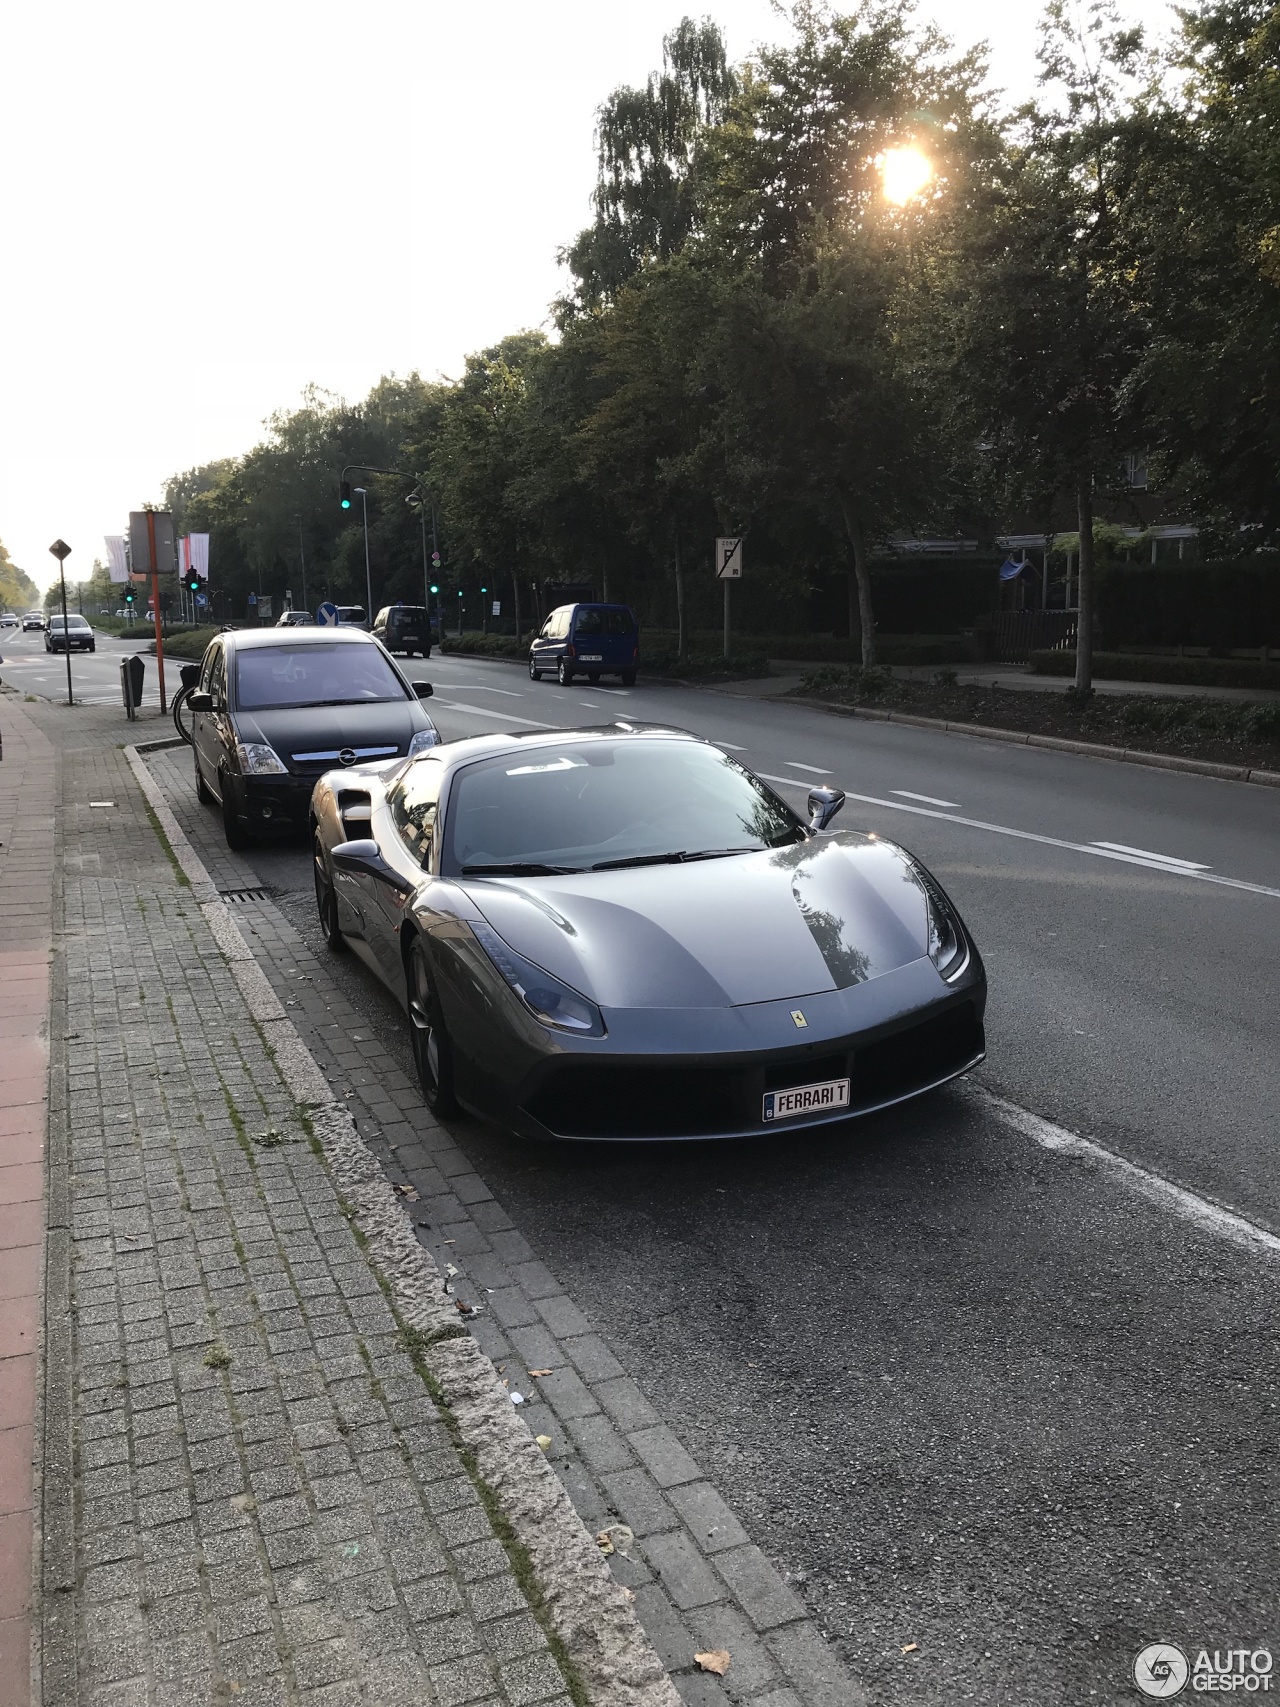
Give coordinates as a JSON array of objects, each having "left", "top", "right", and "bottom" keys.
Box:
[
  {"left": 354, "top": 488, "right": 373, "bottom": 624},
  {"left": 295, "top": 515, "right": 308, "bottom": 613},
  {"left": 48, "top": 539, "right": 74, "bottom": 706}
]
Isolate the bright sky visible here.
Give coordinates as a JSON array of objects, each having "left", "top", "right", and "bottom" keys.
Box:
[{"left": 2, "top": 0, "right": 1173, "bottom": 593}]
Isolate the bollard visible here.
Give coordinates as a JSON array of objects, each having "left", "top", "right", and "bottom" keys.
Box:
[{"left": 121, "top": 655, "right": 145, "bottom": 719}]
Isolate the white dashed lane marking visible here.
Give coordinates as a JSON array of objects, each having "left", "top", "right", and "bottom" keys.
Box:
[
  {"left": 1090, "top": 841, "right": 1211, "bottom": 871},
  {"left": 893, "top": 789, "right": 961, "bottom": 809},
  {"left": 433, "top": 701, "right": 556, "bottom": 728},
  {"left": 785, "top": 761, "right": 830, "bottom": 774}
]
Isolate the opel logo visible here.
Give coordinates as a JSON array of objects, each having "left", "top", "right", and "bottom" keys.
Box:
[{"left": 338, "top": 748, "right": 357, "bottom": 766}]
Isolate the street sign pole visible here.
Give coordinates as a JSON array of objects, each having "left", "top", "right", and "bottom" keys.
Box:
[
  {"left": 147, "top": 512, "right": 167, "bottom": 714},
  {"left": 715, "top": 537, "right": 743, "bottom": 661},
  {"left": 49, "top": 540, "right": 73, "bottom": 706}
]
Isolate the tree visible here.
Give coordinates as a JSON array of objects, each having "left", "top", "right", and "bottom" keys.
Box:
[
  {"left": 944, "top": 0, "right": 1152, "bottom": 691},
  {"left": 563, "top": 16, "right": 736, "bottom": 309},
  {"left": 0, "top": 538, "right": 39, "bottom": 613}
]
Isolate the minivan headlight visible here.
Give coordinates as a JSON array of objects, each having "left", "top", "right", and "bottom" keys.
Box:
[
  {"left": 235, "top": 741, "right": 288, "bottom": 776},
  {"left": 469, "top": 921, "right": 605, "bottom": 1036},
  {"left": 408, "top": 728, "right": 441, "bottom": 758}
]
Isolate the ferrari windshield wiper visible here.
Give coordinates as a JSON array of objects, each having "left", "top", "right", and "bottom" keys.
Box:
[
  {"left": 461, "top": 862, "right": 580, "bottom": 876},
  {"left": 591, "top": 847, "right": 755, "bottom": 871}
]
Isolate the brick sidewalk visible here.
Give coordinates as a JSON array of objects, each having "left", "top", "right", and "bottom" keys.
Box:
[
  {"left": 32, "top": 704, "right": 626, "bottom": 1707},
  {"left": 0, "top": 694, "right": 56, "bottom": 1707},
  {"left": 142, "top": 744, "right": 863, "bottom": 1707}
]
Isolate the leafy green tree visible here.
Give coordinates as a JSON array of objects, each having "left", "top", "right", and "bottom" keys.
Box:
[
  {"left": 943, "top": 0, "right": 1152, "bottom": 691},
  {"left": 0, "top": 538, "right": 40, "bottom": 612}
]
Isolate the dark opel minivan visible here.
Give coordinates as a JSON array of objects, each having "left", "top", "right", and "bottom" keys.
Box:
[
  {"left": 372, "top": 604, "right": 433, "bottom": 657},
  {"left": 529, "top": 603, "right": 638, "bottom": 686}
]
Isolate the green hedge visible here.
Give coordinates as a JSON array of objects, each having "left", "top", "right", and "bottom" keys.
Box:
[
  {"left": 1096, "top": 557, "right": 1280, "bottom": 651},
  {"left": 439, "top": 633, "right": 524, "bottom": 659},
  {"left": 1029, "top": 649, "right": 1280, "bottom": 690}
]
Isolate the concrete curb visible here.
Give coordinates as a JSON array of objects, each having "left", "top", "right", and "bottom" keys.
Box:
[
  {"left": 773, "top": 695, "right": 1280, "bottom": 788},
  {"left": 123, "top": 745, "right": 681, "bottom": 1707}
]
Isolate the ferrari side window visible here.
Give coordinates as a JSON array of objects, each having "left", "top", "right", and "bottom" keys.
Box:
[{"left": 389, "top": 759, "right": 443, "bottom": 868}]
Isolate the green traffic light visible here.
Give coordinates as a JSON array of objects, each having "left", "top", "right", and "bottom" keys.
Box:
[{"left": 430, "top": 584, "right": 439, "bottom": 594}]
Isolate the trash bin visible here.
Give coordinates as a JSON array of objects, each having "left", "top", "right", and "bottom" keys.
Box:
[{"left": 121, "top": 655, "right": 145, "bottom": 718}]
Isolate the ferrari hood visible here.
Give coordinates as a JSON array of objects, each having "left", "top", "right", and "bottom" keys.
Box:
[{"left": 464, "top": 833, "right": 934, "bottom": 1009}]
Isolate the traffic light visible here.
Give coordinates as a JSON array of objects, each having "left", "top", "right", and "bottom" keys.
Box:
[
  {"left": 431, "top": 549, "right": 441, "bottom": 569},
  {"left": 340, "top": 481, "right": 352, "bottom": 509},
  {"left": 186, "top": 570, "right": 200, "bottom": 593},
  {"left": 124, "top": 588, "right": 135, "bottom": 606},
  {"left": 429, "top": 584, "right": 439, "bottom": 595}
]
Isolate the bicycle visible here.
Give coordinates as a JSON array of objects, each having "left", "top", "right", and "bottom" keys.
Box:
[{"left": 171, "top": 663, "right": 201, "bottom": 744}]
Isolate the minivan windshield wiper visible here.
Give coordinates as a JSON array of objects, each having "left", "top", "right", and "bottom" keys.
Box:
[
  {"left": 461, "top": 862, "right": 580, "bottom": 876},
  {"left": 590, "top": 847, "right": 756, "bottom": 872}
]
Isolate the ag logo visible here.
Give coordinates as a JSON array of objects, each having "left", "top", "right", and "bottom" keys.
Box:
[{"left": 1134, "top": 1644, "right": 1189, "bottom": 1698}]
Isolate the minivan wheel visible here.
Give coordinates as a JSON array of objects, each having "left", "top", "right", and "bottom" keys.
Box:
[
  {"left": 221, "top": 775, "right": 252, "bottom": 851},
  {"left": 557, "top": 659, "right": 573, "bottom": 686},
  {"left": 407, "top": 939, "right": 458, "bottom": 1114},
  {"left": 529, "top": 659, "right": 542, "bottom": 681},
  {"left": 621, "top": 669, "right": 637, "bottom": 687},
  {"left": 588, "top": 671, "right": 601, "bottom": 684},
  {"left": 194, "top": 751, "right": 215, "bottom": 806}
]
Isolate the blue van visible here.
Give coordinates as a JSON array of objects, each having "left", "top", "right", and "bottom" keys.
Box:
[{"left": 529, "top": 603, "right": 638, "bottom": 686}]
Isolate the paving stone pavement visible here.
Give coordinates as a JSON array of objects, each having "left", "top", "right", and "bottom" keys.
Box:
[
  {"left": 38, "top": 707, "right": 580, "bottom": 1707},
  {"left": 142, "top": 739, "right": 865, "bottom": 1707}
]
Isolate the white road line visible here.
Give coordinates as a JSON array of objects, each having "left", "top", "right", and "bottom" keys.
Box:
[
  {"left": 1090, "top": 841, "right": 1210, "bottom": 871},
  {"left": 578, "top": 700, "right": 600, "bottom": 707},
  {"left": 893, "top": 789, "right": 961, "bottom": 809},
  {"left": 441, "top": 684, "right": 524, "bottom": 697},
  {"left": 785, "top": 761, "right": 830, "bottom": 774},
  {"left": 433, "top": 700, "right": 556, "bottom": 729},
  {"left": 753, "top": 774, "right": 1280, "bottom": 899},
  {"left": 977, "top": 1088, "right": 1280, "bottom": 1259}
]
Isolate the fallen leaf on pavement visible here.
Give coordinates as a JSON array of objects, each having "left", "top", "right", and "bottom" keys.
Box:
[
  {"left": 901, "top": 1643, "right": 919, "bottom": 1655},
  {"left": 394, "top": 1183, "right": 419, "bottom": 1201},
  {"left": 595, "top": 1530, "right": 615, "bottom": 1556},
  {"left": 529, "top": 1369, "right": 552, "bottom": 1378},
  {"left": 695, "top": 1651, "right": 731, "bottom": 1676},
  {"left": 535, "top": 1435, "right": 552, "bottom": 1450}
]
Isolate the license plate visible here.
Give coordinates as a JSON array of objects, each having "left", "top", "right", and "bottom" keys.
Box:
[
  {"left": 579, "top": 654, "right": 603, "bottom": 662},
  {"left": 402, "top": 635, "right": 419, "bottom": 644},
  {"left": 762, "top": 1077, "right": 851, "bottom": 1121}
]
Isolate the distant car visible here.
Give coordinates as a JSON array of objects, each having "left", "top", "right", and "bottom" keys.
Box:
[
  {"left": 187, "top": 626, "right": 440, "bottom": 850},
  {"left": 22, "top": 612, "right": 45, "bottom": 632},
  {"left": 529, "top": 603, "right": 638, "bottom": 686},
  {"left": 335, "top": 605, "right": 368, "bottom": 630},
  {"left": 372, "top": 605, "right": 433, "bottom": 658},
  {"left": 0, "top": 614, "right": 19, "bottom": 629},
  {"left": 276, "top": 610, "right": 315, "bottom": 627},
  {"left": 47, "top": 615, "right": 96, "bottom": 653}
]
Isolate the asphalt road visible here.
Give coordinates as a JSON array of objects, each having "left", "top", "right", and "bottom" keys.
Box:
[
  {"left": 149, "top": 650, "right": 1280, "bottom": 1702},
  {"left": 0, "top": 623, "right": 185, "bottom": 708}
]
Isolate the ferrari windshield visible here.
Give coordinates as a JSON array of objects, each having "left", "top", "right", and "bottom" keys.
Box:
[
  {"left": 444, "top": 738, "right": 805, "bottom": 874},
  {"left": 234, "top": 642, "right": 406, "bottom": 710}
]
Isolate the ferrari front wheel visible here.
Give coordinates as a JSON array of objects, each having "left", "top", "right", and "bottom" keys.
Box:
[
  {"left": 407, "top": 939, "right": 457, "bottom": 1115},
  {"left": 313, "top": 833, "right": 347, "bottom": 952}
]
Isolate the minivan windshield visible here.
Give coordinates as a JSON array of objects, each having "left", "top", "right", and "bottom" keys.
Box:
[
  {"left": 443, "top": 739, "right": 804, "bottom": 875},
  {"left": 235, "top": 642, "right": 407, "bottom": 710}
]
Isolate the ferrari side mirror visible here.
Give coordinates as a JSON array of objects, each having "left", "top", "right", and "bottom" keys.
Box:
[
  {"left": 188, "top": 691, "right": 214, "bottom": 713},
  {"left": 412, "top": 681, "right": 434, "bottom": 698},
  {"left": 330, "top": 839, "right": 416, "bottom": 897},
  {"left": 807, "top": 786, "right": 846, "bottom": 833}
]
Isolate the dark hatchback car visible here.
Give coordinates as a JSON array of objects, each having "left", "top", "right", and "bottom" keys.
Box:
[
  {"left": 46, "top": 614, "right": 96, "bottom": 652},
  {"left": 189, "top": 629, "right": 440, "bottom": 849},
  {"left": 529, "top": 603, "right": 638, "bottom": 686},
  {"left": 372, "top": 605, "right": 434, "bottom": 657}
]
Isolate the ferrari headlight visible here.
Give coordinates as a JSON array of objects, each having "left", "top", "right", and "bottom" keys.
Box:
[
  {"left": 408, "top": 728, "right": 441, "bottom": 759},
  {"left": 235, "top": 741, "right": 288, "bottom": 776},
  {"left": 470, "top": 921, "right": 605, "bottom": 1037}
]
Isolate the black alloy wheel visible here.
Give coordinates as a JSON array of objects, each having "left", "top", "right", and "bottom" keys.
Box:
[
  {"left": 407, "top": 938, "right": 457, "bottom": 1114},
  {"left": 313, "top": 833, "right": 347, "bottom": 951},
  {"left": 529, "top": 658, "right": 542, "bottom": 681},
  {"left": 557, "top": 658, "right": 573, "bottom": 686},
  {"left": 220, "top": 773, "right": 251, "bottom": 851},
  {"left": 194, "top": 749, "right": 214, "bottom": 805}
]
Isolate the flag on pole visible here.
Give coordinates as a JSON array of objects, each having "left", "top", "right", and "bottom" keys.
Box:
[
  {"left": 186, "top": 534, "right": 209, "bottom": 579},
  {"left": 998, "top": 556, "right": 1028, "bottom": 581},
  {"left": 105, "top": 536, "right": 129, "bottom": 583}
]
